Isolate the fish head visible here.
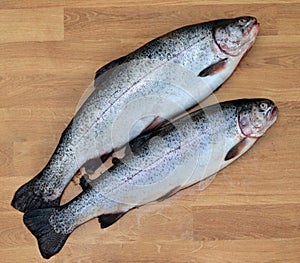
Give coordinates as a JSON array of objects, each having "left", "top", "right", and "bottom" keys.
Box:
[
  {"left": 213, "top": 16, "right": 259, "bottom": 57},
  {"left": 238, "top": 99, "right": 278, "bottom": 138}
]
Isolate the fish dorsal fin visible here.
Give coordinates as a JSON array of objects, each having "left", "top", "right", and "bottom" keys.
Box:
[
  {"left": 95, "top": 55, "right": 128, "bottom": 81},
  {"left": 225, "top": 138, "right": 249, "bottom": 161},
  {"left": 76, "top": 56, "right": 129, "bottom": 118},
  {"left": 198, "top": 58, "right": 228, "bottom": 77},
  {"left": 98, "top": 212, "right": 126, "bottom": 229},
  {"left": 198, "top": 174, "right": 216, "bottom": 191}
]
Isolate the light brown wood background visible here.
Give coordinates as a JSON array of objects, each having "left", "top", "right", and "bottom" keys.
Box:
[{"left": 0, "top": 1, "right": 299, "bottom": 262}]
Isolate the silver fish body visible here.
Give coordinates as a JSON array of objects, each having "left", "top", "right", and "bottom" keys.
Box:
[
  {"left": 23, "top": 99, "right": 278, "bottom": 259},
  {"left": 12, "top": 17, "right": 259, "bottom": 212}
]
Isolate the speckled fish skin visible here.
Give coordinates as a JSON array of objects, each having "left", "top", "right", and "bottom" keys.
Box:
[
  {"left": 23, "top": 99, "right": 278, "bottom": 259},
  {"left": 12, "top": 17, "right": 259, "bottom": 213}
]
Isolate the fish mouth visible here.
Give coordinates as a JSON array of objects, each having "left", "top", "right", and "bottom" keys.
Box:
[
  {"left": 246, "top": 17, "right": 259, "bottom": 34},
  {"left": 237, "top": 16, "right": 260, "bottom": 38},
  {"left": 245, "top": 20, "right": 260, "bottom": 48},
  {"left": 252, "top": 22, "right": 260, "bottom": 34},
  {"left": 239, "top": 19, "right": 260, "bottom": 54},
  {"left": 235, "top": 20, "right": 259, "bottom": 59},
  {"left": 268, "top": 106, "right": 279, "bottom": 123}
]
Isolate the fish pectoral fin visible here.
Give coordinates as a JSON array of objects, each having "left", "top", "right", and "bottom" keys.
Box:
[
  {"left": 98, "top": 212, "right": 127, "bottom": 229},
  {"left": 198, "top": 174, "right": 216, "bottom": 191},
  {"left": 198, "top": 58, "right": 228, "bottom": 77},
  {"left": 156, "top": 186, "right": 181, "bottom": 202},
  {"left": 225, "top": 137, "right": 249, "bottom": 161}
]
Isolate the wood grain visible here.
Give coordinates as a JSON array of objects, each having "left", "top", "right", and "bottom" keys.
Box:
[
  {"left": 0, "top": 1, "right": 299, "bottom": 262},
  {"left": 0, "top": 8, "right": 64, "bottom": 43}
]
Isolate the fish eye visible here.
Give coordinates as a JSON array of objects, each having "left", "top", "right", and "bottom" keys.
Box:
[
  {"left": 238, "top": 18, "right": 248, "bottom": 25},
  {"left": 259, "top": 102, "right": 268, "bottom": 110}
]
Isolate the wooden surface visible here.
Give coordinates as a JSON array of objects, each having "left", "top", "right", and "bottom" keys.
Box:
[{"left": 0, "top": 1, "right": 299, "bottom": 262}]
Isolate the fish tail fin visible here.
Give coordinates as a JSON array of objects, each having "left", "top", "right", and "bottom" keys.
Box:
[
  {"left": 11, "top": 175, "right": 60, "bottom": 213},
  {"left": 23, "top": 207, "right": 70, "bottom": 259}
]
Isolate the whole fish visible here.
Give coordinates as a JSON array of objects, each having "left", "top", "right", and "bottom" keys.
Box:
[
  {"left": 23, "top": 98, "right": 278, "bottom": 259},
  {"left": 12, "top": 17, "right": 259, "bottom": 213}
]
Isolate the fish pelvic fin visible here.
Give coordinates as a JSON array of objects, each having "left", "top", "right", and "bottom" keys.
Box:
[
  {"left": 11, "top": 176, "right": 61, "bottom": 213},
  {"left": 224, "top": 137, "right": 249, "bottom": 161},
  {"left": 23, "top": 207, "right": 70, "bottom": 259},
  {"left": 83, "top": 151, "right": 113, "bottom": 174},
  {"left": 98, "top": 212, "right": 126, "bottom": 229},
  {"left": 198, "top": 174, "right": 216, "bottom": 191}
]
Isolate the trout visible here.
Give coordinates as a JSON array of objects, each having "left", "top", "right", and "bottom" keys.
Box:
[{"left": 23, "top": 98, "right": 278, "bottom": 259}]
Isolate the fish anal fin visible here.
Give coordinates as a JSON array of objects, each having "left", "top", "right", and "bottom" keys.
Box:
[
  {"left": 156, "top": 186, "right": 181, "bottom": 202},
  {"left": 198, "top": 174, "right": 216, "bottom": 191},
  {"left": 198, "top": 58, "right": 228, "bottom": 77},
  {"left": 98, "top": 212, "right": 126, "bottom": 229},
  {"left": 79, "top": 175, "right": 92, "bottom": 191},
  {"left": 225, "top": 137, "right": 248, "bottom": 161},
  {"left": 112, "top": 157, "right": 122, "bottom": 165}
]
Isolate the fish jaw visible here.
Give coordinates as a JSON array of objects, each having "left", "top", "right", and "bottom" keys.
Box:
[{"left": 240, "top": 22, "right": 260, "bottom": 60}]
